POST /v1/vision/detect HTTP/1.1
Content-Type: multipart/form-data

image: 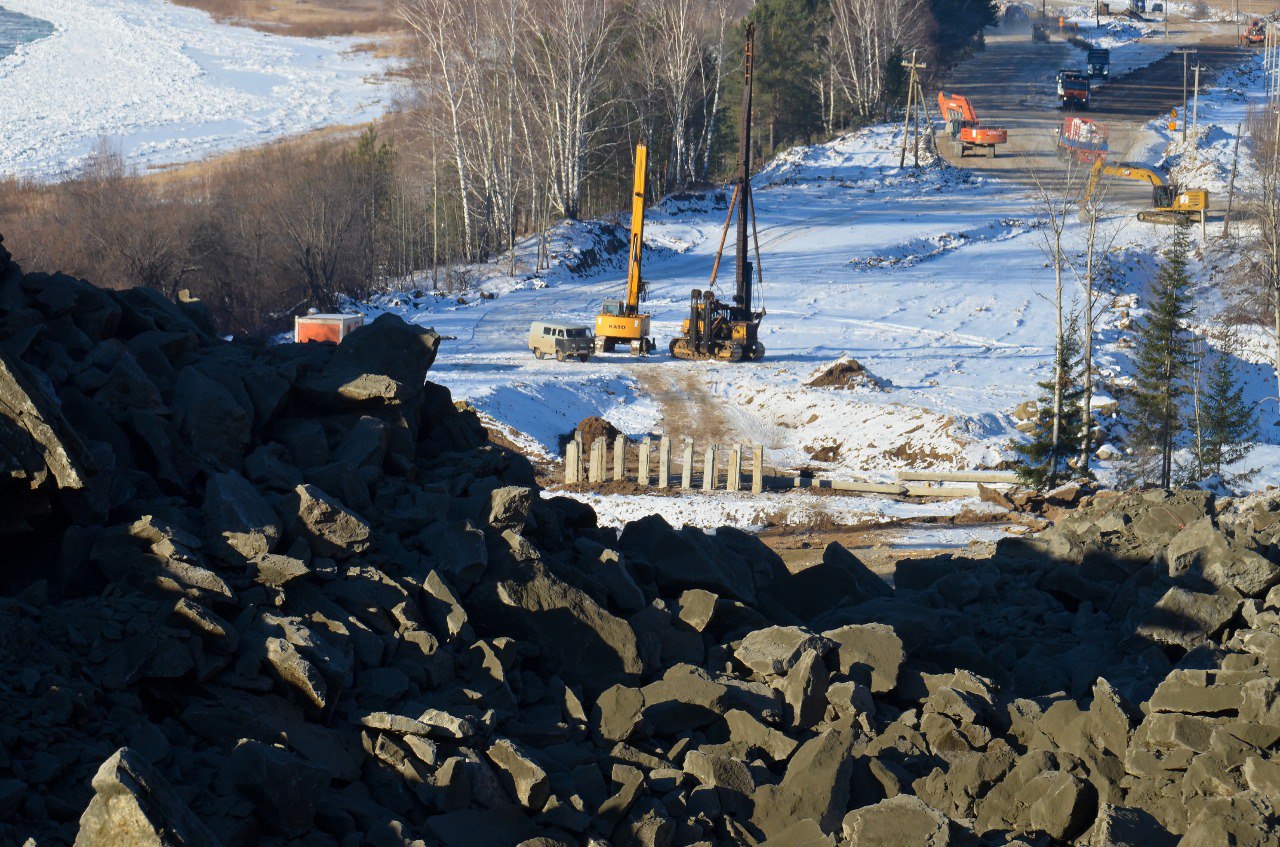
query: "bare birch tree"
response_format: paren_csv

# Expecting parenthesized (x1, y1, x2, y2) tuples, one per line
(1024, 153, 1089, 480)
(827, 0, 931, 119)
(522, 0, 620, 218)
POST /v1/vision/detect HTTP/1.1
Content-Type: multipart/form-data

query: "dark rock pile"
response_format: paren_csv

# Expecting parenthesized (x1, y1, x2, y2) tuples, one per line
(4, 234, 1280, 847)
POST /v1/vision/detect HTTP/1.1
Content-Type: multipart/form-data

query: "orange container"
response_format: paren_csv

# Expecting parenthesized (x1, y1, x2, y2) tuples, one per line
(294, 313, 365, 344)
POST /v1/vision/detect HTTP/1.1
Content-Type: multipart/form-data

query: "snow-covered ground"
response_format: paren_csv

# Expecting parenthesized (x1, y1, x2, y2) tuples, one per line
(561, 487, 1008, 533)
(0, 0, 393, 179)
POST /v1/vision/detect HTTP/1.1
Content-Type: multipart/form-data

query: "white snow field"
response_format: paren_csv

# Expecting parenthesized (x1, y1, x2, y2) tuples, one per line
(360, 47, 1280, 513)
(0, 0, 392, 180)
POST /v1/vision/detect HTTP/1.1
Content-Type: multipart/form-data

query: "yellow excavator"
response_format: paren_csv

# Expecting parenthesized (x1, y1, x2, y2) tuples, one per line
(1084, 159, 1209, 224)
(595, 143, 655, 355)
(669, 23, 766, 362)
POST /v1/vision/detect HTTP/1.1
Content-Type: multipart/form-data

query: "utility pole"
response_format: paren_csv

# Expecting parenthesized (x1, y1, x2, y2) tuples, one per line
(898, 51, 928, 168)
(1192, 63, 1204, 139)
(1173, 49, 1197, 142)
(1223, 122, 1241, 238)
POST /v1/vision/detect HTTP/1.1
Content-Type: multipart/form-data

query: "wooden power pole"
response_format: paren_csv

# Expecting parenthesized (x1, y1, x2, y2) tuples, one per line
(898, 51, 929, 168)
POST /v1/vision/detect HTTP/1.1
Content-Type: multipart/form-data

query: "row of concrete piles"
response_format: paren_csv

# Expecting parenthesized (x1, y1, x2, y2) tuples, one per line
(565, 434, 765, 493)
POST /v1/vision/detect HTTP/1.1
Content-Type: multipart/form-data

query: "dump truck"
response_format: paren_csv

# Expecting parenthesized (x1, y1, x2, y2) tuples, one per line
(938, 92, 1008, 158)
(1087, 48, 1110, 78)
(594, 143, 655, 355)
(1057, 69, 1090, 110)
(670, 23, 765, 362)
(1084, 159, 1209, 224)
(1056, 117, 1110, 163)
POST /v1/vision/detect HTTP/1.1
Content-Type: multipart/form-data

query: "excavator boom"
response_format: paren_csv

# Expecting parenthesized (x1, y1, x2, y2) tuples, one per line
(624, 144, 647, 311)
(1084, 157, 1207, 224)
(593, 143, 653, 354)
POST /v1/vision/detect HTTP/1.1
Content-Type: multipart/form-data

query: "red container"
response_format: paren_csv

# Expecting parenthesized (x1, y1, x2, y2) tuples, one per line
(294, 313, 364, 344)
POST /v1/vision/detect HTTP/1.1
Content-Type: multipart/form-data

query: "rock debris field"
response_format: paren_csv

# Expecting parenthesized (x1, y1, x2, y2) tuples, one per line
(4, 233, 1280, 847)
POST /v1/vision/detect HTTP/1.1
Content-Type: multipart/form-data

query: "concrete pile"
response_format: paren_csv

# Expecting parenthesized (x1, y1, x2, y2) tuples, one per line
(3, 234, 1280, 846)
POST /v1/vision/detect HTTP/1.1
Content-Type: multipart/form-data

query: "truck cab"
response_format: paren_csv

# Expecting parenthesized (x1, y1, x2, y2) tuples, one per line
(529, 321, 594, 362)
(1086, 49, 1110, 78)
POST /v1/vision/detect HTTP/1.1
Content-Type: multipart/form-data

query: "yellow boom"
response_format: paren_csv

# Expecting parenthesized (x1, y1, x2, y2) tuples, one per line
(1085, 158, 1208, 224)
(595, 144, 654, 354)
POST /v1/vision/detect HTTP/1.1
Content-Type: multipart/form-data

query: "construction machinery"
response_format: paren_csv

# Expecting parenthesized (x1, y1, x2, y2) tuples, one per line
(669, 23, 765, 363)
(1056, 116, 1110, 163)
(595, 143, 655, 355)
(1086, 48, 1111, 78)
(1084, 159, 1209, 224)
(1057, 69, 1091, 110)
(938, 92, 1008, 158)
(1242, 18, 1266, 47)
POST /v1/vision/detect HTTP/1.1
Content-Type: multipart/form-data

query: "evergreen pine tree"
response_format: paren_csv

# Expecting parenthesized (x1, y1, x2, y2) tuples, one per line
(1128, 224, 1195, 489)
(1199, 328, 1257, 481)
(742, 0, 825, 153)
(1014, 311, 1086, 489)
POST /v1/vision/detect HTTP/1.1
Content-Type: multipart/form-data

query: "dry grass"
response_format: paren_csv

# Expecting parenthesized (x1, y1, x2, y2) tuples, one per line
(169, 0, 405, 39)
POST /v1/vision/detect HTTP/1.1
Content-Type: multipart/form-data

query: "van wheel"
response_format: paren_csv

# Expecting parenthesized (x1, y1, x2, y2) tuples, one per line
(579, 354, 590, 363)
(534, 350, 545, 359)
(556, 351, 566, 362)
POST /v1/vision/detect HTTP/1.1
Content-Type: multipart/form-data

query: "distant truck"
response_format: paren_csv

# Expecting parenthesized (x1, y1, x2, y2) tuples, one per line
(1057, 117, 1110, 163)
(1057, 69, 1091, 110)
(528, 321, 594, 362)
(1087, 48, 1111, 78)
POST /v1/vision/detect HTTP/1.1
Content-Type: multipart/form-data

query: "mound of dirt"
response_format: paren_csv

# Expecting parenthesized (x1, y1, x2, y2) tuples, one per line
(806, 356, 885, 390)
(573, 415, 626, 448)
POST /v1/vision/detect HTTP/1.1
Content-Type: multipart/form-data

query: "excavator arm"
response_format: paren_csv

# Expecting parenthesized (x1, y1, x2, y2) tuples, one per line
(1084, 159, 1165, 205)
(937, 92, 978, 123)
(624, 144, 647, 314)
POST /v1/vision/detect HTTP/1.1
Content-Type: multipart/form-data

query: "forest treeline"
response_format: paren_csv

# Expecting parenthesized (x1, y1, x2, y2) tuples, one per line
(0, 0, 996, 334)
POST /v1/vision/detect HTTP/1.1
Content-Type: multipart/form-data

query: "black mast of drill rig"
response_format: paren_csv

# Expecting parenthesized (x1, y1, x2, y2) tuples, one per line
(734, 22, 754, 318)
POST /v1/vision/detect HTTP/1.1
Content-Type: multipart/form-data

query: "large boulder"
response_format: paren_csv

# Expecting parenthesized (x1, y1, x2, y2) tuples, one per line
(843, 795, 950, 847)
(218, 739, 330, 837)
(203, 470, 280, 560)
(74, 748, 219, 847)
(298, 313, 440, 408)
(284, 483, 371, 559)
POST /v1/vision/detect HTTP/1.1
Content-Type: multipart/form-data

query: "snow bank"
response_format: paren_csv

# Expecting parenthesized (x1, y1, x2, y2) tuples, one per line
(0, 0, 393, 179)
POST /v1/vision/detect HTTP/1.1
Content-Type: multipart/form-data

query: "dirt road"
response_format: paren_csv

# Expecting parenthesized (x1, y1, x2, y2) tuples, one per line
(939, 18, 1249, 209)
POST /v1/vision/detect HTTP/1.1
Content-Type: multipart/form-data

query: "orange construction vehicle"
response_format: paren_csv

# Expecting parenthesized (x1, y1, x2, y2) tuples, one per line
(1242, 18, 1266, 47)
(937, 92, 1008, 158)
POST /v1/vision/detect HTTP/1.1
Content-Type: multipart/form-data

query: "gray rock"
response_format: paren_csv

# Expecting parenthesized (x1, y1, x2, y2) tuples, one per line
(752, 729, 855, 838)
(421, 521, 488, 592)
(843, 794, 950, 847)
(489, 486, 532, 531)
(594, 684, 646, 743)
(780, 647, 829, 729)
(1168, 517, 1280, 596)
(73, 747, 219, 847)
(823, 623, 903, 693)
(1082, 804, 1177, 847)
(682, 750, 755, 818)
(487, 738, 550, 811)
(614, 798, 675, 847)
(172, 365, 250, 470)
(723, 709, 798, 763)
(220, 739, 330, 837)
(1149, 670, 1255, 715)
(285, 483, 371, 559)
(492, 561, 646, 685)
(203, 471, 280, 560)
(734, 626, 835, 679)
(762, 543, 890, 622)
(1137, 586, 1242, 650)
(250, 553, 310, 588)
(760, 819, 836, 847)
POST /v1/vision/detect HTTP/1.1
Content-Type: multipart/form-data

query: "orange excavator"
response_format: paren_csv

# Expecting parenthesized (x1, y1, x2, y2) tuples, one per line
(937, 92, 1008, 158)
(1242, 18, 1266, 47)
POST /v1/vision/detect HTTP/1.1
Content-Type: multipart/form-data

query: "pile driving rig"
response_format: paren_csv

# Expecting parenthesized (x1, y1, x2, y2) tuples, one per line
(670, 23, 766, 362)
(595, 143, 655, 355)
